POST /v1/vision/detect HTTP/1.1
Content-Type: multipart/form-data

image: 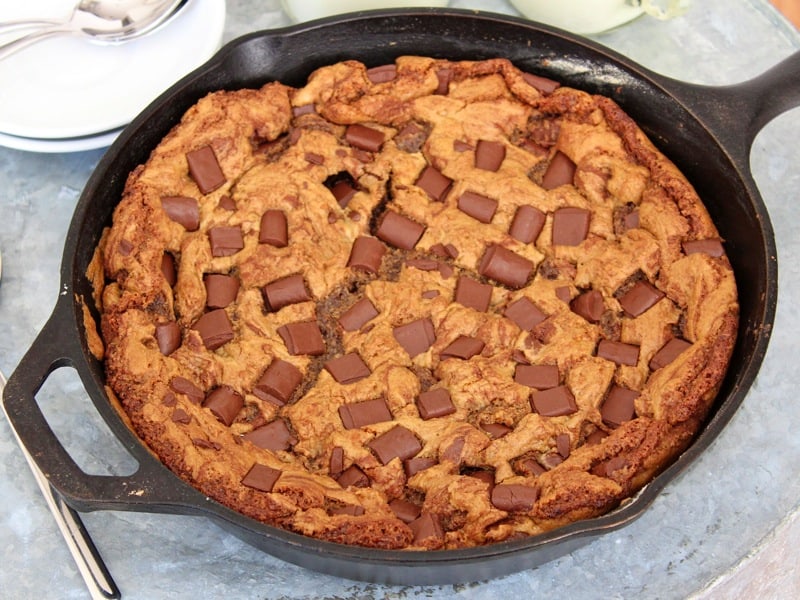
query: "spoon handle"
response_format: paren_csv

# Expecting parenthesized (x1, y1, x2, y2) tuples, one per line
(0, 26, 73, 61)
(0, 19, 62, 34)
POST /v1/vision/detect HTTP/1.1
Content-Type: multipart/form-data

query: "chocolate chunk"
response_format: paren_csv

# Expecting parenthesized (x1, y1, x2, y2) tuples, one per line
(393, 317, 436, 358)
(162, 391, 177, 407)
(331, 180, 357, 208)
(552, 207, 591, 246)
(203, 385, 244, 426)
(441, 436, 465, 464)
(597, 340, 640, 366)
(337, 465, 370, 488)
(161, 196, 199, 231)
(570, 290, 605, 323)
(481, 423, 512, 439)
(395, 121, 429, 153)
(406, 258, 440, 272)
(422, 290, 440, 300)
(170, 376, 204, 404)
(161, 252, 177, 286)
(155, 322, 181, 356)
(330, 503, 365, 517)
(475, 140, 506, 172)
(514, 364, 559, 390)
(219, 195, 235, 211)
(243, 419, 296, 452)
(305, 152, 325, 165)
(530, 385, 578, 417)
(457, 191, 498, 223)
(516, 457, 546, 477)
(118, 239, 133, 255)
(556, 286, 572, 303)
(509, 205, 546, 244)
(683, 238, 725, 257)
(404, 456, 437, 477)
(601, 385, 639, 427)
(454, 276, 493, 312)
(345, 124, 385, 152)
(259, 209, 288, 247)
(624, 210, 640, 231)
(339, 397, 392, 429)
(650, 337, 693, 370)
(186, 145, 226, 194)
(540, 452, 563, 470)
(324, 353, 371, 384)
(192, 309, 234, 350)
(347, 236, 386, 274)
(435, 67, 453, 95)
(478, 244, 534, 289)
(440, 335, 485, 360)
(593, 456, 628, 478)
(292, 103, 315, 117)
(416, 388, 456, 420)
(556, 433, 571, 458)
(468, 470, 496, 488)
(376, 211, 425, 250)
(585, 428, 608, 445)
(263, 274, 311, 311)
(541, 151, 576, 190)
(409, 512, 444, 545)
(619, 280, 664, 318)
(491, 483, 539, 512)
(453, 140, 473, 152)
(504, 297, 547, 331)
(171, 408, 191, 424)
(194, 437, 221, 451)
(415, 165, 453, 201)
(277, 320, 325, 356)
(389, 498, 422, 524)
(204, 273, 240, 309)
(208, 226, 244, 257)
(329, 446, 345, 476)
(241, 463, 281, 493)
(339, 297, 379, 332)
(366, 63, 397, 83)
(368, 425, 422, 465)
(522, 72, 560, 94)
(430, 242, 459, 259)
(254, 359, 303, 406)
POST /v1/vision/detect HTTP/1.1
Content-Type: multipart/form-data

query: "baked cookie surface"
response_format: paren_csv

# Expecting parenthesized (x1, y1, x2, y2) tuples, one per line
(94, 56, 738, 549)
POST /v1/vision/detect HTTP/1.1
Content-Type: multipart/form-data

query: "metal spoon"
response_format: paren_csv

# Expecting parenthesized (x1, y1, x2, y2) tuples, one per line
(0, 0, 186, 61)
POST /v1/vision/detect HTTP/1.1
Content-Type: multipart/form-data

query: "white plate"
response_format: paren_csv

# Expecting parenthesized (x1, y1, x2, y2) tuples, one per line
(0, 0, 226, 141)
(0, 127, 122, 153)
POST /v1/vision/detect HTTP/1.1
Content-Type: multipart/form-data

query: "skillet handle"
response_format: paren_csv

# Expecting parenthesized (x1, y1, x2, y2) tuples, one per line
(2, 294, 200, 513)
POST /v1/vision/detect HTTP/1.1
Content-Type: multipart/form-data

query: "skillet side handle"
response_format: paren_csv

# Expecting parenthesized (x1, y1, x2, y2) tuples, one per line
(2, 296, 198, 513)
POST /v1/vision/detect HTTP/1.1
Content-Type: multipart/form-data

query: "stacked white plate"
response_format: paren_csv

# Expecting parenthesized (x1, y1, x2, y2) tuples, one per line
(0, 0, 226, 152)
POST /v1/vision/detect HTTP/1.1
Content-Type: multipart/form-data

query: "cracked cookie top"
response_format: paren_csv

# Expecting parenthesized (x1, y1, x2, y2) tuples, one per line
(92, 56, 738, 550)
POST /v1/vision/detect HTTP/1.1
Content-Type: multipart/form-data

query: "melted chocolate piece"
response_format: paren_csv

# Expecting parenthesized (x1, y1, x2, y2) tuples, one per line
(339, 397, 392, 429)
(366, 64, 397, 83)
(243, 419, 296, 451)
(263, 274, 311, 311)
(530, 385, 578, 417)
(504, 297, 547, 331)
(570, 290, 605, 323)
(171, 408, 191, 424)
(324, 352, 371, 384)
(601, 385, 639, 427)
(552, 207, 591, 246)
(337, 465, 370, 488)
(277, 320, 325, 356)
(404, 456, 437, 477)
(457, 191, 498, 223)
(509, 205, 546, 244)
(522, 72, 560, 94)
(376, 211, 425, 250)
(339, 297, 380, 331)
(389, 498, 422, 524)
(192, 309, 234, 350)
(161, 196, 200, 231)
(435, 67, 453, 95)
(259, 209, 288, 247)
(409, 512, 444, 544)
(440, 335, 485, 360)
(203, 385, 244, 426)
(368, 425, 422, 465)
(474, 140, 506, 172)
(186, 145, 226, 194)
(241, 463, 281, 493)
(346, 124, 385, 152)
(514, 364, 559, 390)
(219, 195, 236, 210)
(170, 376, 204, 404)
(208, 226, 244, 257)
(161, 252, 177, 286)
(619, 280, 664, 318)
(254, 359, 303, 406)
(331, 180, 357, 208)
(204, 273, 240, 309)
(541, 151, 576, 190)
(480, 423, 512, 439)
(329, 446, 345, 476)
(393, 317, 437, 358)
(556, 433, 571, 458)
(347, 236, 386, 274)
(683, 238, 725, 257)
(650, 338, 693, 370)
(454, 276, 493, 312)
(491, 483, 539, 512)
(155, 322, 181, 356)
(292, 104, 315, 117)
(478, 244, 534, 289)
(597, 340, 640, 366)
(415, 165, 453, 201)
(416, 388, 456, 420)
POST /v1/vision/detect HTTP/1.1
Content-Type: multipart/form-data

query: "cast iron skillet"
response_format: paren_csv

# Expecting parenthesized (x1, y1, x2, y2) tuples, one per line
(3, 9, 794, 585)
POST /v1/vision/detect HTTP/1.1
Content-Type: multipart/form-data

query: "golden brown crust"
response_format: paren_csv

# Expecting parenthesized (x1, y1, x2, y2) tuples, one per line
(92, 56, 738, 549)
